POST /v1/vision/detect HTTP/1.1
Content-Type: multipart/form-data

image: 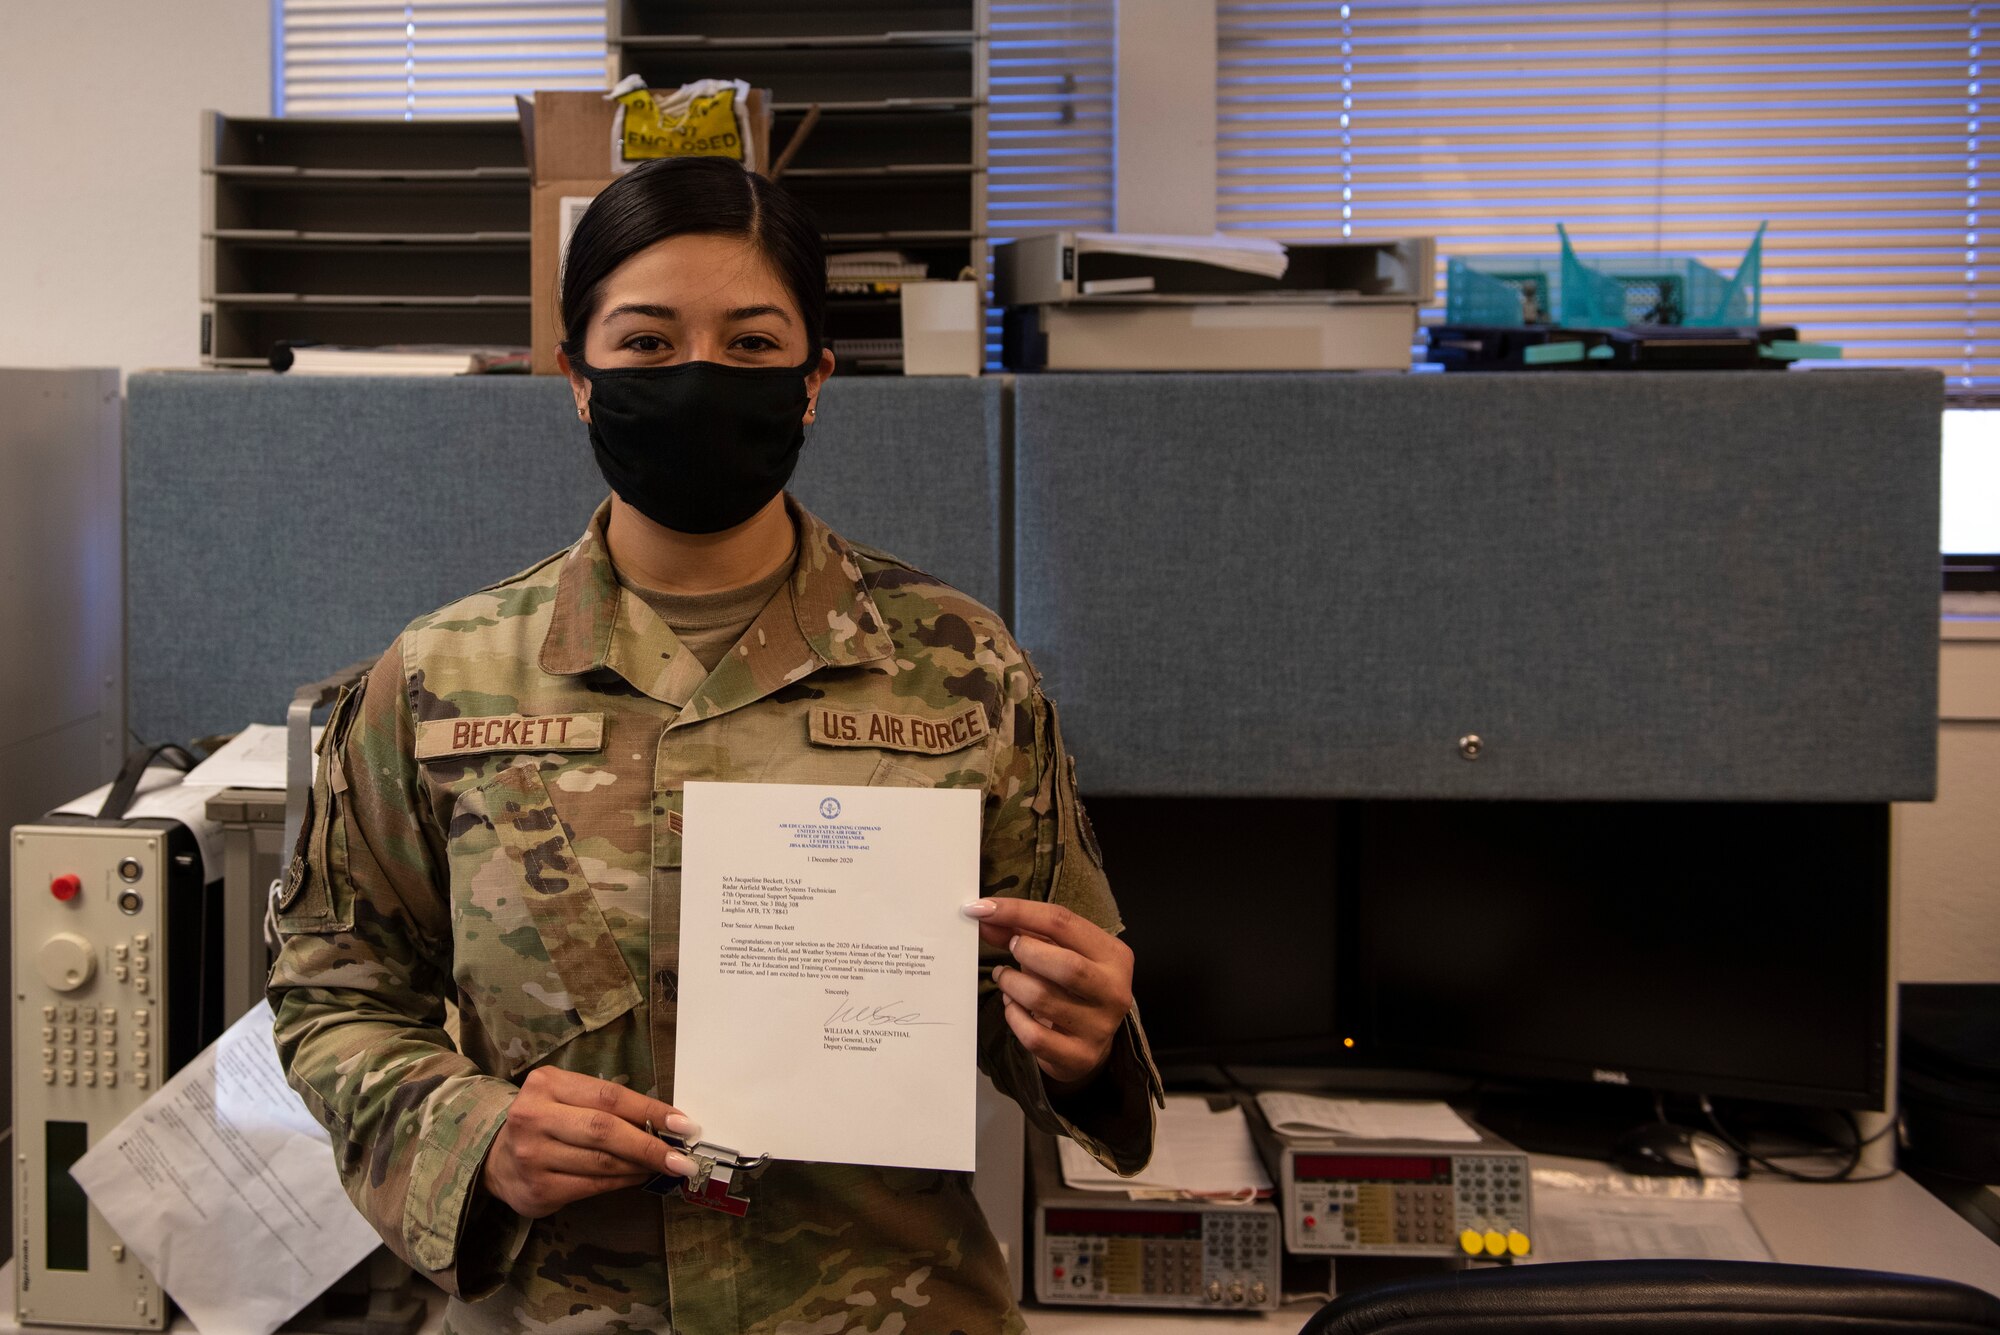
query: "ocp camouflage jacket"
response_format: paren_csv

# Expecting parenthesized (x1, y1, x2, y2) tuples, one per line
(268, 495, 1163, 1335)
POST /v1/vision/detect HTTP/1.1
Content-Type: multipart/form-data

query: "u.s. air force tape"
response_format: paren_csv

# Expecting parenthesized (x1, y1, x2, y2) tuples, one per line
(807, 704, 990, 755)
(414, 712, 605, 760)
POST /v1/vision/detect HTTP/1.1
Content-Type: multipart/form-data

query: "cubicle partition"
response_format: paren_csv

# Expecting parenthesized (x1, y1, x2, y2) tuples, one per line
(126, 369, 1938, 802)
(1012, 370, 1942, 802)
(124, 373, 1004, 744)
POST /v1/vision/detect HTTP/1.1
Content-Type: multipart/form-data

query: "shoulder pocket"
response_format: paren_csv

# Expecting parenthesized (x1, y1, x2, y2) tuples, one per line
(276, 683, 362, 935)
(459, 762, 643, 1075)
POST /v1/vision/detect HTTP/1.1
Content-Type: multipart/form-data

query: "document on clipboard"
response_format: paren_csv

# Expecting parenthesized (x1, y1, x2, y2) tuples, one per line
(672, 781, 982, 1172)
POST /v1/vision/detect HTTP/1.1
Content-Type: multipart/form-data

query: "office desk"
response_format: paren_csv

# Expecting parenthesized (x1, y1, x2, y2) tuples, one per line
(3, 1161, 1994, 1334)
(1024, 1159, 2000, 1333)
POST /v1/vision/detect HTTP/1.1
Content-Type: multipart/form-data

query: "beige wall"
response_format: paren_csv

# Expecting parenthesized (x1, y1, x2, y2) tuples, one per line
(0, 2, 270, 376)
(1896, 624, 2000, 983)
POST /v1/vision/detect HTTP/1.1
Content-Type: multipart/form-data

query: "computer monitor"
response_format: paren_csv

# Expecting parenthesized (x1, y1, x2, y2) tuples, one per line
(1088, 797, 1344, 1066)
(1337, 799, 1890, 1110)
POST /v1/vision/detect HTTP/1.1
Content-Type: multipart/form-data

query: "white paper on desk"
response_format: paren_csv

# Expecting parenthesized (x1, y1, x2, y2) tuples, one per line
(54, 766, 227, 877)
(70, 1000, 379, 1335)
(1525, 1191, 1773, 1264)
(674, 781, 982, 1170)
(1059, 1096, 1272, 1196)
(182, 723, 323, 790)
(1256, 1091, 1481, 1143)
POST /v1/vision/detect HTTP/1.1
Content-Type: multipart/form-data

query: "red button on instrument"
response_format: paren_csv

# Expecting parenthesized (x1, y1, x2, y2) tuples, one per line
(50, 874, 81, 902)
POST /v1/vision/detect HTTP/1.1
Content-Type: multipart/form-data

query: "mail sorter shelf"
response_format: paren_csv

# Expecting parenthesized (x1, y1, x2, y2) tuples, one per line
(786, 172, 980, 236)
(205, 239, 530, 301)
(608, 3, 987, 373)
(202, 111, 534, 366)
(208, 178, 530, 236)
(202, 300, 533, 368)
(612, 0, 975, 44)
(210, 230, 531, 244)
(617, 43, 977, 105)
(769, 106, 975, 170)
(205, 114, 528, 173)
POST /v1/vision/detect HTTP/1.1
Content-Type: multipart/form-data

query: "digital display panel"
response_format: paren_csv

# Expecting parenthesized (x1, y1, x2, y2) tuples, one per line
(1045, 1209, 1203, 1238)
(1295, 1154, 1451, 1183)
(46, 1121, 90, 1272)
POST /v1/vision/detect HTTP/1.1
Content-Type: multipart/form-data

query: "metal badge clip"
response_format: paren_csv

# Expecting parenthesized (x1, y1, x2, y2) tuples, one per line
(642, 1126, 770, 1218)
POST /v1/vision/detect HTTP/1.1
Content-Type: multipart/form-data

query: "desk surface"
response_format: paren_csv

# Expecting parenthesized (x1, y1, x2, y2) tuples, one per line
(2, 1162, 1994, 1334)
(1024, 1159, 2000, 1333)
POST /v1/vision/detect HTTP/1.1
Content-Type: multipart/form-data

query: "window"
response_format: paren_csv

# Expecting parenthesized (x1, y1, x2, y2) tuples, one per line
(987, 0, 1118, 241)
(986, 1, 1118, 359)
(276, 0, 607, 118)
(1218, 1, 1994, 396)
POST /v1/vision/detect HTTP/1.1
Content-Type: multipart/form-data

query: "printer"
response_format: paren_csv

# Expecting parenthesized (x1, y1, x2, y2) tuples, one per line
(994, 231, 1435, 371)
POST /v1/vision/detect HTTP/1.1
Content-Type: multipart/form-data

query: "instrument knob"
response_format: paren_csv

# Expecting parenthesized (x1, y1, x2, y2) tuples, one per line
(37, 934, 96, 992)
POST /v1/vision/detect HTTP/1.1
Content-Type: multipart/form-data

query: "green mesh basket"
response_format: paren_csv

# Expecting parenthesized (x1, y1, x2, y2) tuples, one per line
(1557, 222, 1765, 327)
(1446, 223, 1767, 328)
(1445, 256, 1562, 325)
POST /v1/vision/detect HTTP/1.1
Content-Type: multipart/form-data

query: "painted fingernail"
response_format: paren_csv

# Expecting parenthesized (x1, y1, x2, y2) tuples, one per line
(962, 899, 998, 918)
(1036, 1014, 1056, 1030)
(665, 1114, 699, 1138)
(664, 1151, 697, 1177)
(1008, 934, 1022, 954)
(991, 964, 1007, 980)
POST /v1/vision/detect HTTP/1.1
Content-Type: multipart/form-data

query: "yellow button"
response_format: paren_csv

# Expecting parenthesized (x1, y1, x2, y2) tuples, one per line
(1484, 1230, 1507, 1257)
(1459, 1229, 1484, 1256)
(1508, 1231, 1531, 1257)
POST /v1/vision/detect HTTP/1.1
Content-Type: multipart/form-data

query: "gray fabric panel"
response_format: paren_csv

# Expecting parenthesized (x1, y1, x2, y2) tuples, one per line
(1014, 370, 1941, 801)
(127, 374, 1000, 744)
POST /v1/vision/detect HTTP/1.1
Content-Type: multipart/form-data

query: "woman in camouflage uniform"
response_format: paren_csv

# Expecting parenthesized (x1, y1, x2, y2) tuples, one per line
(269, 157, 1162, 1334)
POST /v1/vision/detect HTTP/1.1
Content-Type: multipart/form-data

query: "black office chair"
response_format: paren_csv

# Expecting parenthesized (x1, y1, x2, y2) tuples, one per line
(1300, 1260, 2000, 1334)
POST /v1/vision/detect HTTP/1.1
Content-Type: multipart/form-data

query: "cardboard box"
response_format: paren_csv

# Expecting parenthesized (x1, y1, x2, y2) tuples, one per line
(519, 89, 772, 375)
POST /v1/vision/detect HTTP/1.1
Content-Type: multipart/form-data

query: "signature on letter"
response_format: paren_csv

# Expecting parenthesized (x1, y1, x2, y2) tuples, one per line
(824, 997, 947, 1028)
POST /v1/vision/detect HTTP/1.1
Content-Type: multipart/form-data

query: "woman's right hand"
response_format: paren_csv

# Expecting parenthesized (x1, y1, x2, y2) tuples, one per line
(480, 1066, 701, 1219)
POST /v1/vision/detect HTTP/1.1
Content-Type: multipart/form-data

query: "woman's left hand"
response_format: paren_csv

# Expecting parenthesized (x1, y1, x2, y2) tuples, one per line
(963, 898, 1134, 1091)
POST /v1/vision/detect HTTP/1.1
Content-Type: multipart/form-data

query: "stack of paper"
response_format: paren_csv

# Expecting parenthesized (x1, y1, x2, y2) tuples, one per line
(828, 250, 929, 280)
(71, 1002, 381, 1335)
(1059, 1096, 1273, 1198)
(275, 344, 529, 375)
(1256, 1091, 1481, 1143)
(1526, 1168, 1773, 1264)
(182, 723, 322, 791)
(1072, 231, 1290, 280)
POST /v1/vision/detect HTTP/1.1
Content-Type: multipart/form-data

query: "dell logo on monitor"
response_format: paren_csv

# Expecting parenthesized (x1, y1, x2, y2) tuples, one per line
(1592, 1068, 1632, 1086)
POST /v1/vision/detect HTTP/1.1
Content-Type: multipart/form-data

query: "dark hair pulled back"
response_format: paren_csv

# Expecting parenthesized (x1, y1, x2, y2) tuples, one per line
(557, 156, 826, 362)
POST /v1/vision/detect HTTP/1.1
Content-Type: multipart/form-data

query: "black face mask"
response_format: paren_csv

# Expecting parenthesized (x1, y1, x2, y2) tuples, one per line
(575, 351, 816, 535)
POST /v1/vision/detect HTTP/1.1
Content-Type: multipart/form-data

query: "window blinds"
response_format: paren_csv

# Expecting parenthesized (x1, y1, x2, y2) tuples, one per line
(1219, 1, 1993, 395)
(278, 0, 607, 118)
(988, 1, 1118, 241)
(986, 1, 1117, 359)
